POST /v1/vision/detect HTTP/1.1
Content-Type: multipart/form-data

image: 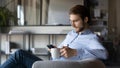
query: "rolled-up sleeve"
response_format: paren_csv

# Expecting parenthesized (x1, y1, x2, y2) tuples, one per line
(77, 38, 108, 60)
(76, 48, 108, 60)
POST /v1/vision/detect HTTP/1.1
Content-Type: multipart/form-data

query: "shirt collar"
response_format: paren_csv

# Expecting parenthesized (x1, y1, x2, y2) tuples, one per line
(73, 29, 92, 35)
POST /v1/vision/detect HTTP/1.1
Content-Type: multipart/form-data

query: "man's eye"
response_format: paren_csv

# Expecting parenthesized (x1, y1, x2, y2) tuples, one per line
(74, 20, 78, 22)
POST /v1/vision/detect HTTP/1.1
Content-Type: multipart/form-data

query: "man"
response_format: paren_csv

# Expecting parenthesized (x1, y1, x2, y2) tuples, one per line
(0, 5, 108, 68)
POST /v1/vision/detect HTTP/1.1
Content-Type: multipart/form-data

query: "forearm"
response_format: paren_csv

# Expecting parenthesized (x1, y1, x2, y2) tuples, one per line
(76, 48, 108, 60)
(88, 49, 108, 60)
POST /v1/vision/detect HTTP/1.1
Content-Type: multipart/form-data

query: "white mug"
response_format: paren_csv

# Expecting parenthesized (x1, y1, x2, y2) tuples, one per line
(51, 48, 60, 59)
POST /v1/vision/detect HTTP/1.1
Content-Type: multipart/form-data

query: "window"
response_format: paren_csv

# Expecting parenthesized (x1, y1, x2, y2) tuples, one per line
(17, 0, 42, 26)
(17, 0, 84, 26)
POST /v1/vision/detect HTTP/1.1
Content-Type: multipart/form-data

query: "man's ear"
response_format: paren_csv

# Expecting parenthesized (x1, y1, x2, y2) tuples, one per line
(84, 17, 88, 23)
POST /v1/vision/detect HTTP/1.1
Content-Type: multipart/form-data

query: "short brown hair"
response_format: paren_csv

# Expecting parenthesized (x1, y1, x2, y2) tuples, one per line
(69, 5, 90, 25)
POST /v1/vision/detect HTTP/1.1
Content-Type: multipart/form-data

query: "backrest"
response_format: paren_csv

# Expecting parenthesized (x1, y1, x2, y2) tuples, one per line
(32, 59, 105, 68)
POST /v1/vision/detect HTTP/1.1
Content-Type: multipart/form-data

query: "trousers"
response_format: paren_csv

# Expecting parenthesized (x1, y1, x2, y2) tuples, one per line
(0, 49, 42, 68)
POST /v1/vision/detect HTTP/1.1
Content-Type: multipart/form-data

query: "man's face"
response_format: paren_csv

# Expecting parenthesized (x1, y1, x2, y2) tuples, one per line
(70, 14, 87, 32)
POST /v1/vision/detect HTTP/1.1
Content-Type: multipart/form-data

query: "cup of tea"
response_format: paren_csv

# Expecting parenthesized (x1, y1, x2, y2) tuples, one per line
(50, 48, 60, 59)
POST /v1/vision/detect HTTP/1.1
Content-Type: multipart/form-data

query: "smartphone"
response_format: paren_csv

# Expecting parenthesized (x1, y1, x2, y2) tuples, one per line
(47, 45, 55, 49)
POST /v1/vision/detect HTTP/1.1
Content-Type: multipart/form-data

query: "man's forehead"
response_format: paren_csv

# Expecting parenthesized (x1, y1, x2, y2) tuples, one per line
(69, 15, 81, 20)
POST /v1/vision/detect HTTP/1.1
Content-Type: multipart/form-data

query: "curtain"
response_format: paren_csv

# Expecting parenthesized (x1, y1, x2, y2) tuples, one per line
(20, 0, 42, 26)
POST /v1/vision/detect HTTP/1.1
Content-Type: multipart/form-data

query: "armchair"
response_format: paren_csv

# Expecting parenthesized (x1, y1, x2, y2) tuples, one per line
(32, 58, 105, 68)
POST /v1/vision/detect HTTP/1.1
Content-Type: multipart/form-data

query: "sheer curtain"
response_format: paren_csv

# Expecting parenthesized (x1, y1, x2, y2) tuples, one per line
(18, 0, 42, 26)
(24, 0, 41, 25)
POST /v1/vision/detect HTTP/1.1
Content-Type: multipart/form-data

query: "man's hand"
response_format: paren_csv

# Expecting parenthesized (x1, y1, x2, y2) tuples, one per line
(60, 46, 77, 58)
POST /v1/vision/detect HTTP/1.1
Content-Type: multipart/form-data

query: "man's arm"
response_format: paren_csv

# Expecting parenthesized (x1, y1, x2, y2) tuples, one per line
(85, 49, 108, 60)
(60, 46, 108, 60)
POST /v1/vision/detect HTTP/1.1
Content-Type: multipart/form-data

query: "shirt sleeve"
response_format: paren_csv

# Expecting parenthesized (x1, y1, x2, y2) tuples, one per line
(77, 35, 108, 60)
(76, 48, 108, 60)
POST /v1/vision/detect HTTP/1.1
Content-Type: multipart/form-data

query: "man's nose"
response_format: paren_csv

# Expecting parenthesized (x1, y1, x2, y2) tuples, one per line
(71, 22, 75, 27)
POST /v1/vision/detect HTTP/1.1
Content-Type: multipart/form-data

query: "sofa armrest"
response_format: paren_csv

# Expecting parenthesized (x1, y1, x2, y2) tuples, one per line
(32, 58, 105, 68)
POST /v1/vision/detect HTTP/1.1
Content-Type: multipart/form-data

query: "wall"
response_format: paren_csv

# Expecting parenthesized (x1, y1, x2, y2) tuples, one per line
(116, 0, 120, 35)
(108, 0, 117, 40)
(108, 0, 120, 39)
(108, 0, 120, 61)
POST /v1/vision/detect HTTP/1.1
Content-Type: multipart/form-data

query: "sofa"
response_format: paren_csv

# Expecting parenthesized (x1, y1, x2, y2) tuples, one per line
(32, 58, 105, 68)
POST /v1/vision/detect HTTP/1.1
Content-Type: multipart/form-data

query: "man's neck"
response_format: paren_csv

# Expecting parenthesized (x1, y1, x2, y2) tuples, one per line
(77, 26, 89, 34)
(78, 28, 87, 34)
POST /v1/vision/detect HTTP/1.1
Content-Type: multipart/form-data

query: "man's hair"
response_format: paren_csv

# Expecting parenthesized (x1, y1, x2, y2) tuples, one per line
(69, 5, 91, 25)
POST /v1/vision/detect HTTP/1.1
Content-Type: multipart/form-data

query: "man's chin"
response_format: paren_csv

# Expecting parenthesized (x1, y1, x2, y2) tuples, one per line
(75, 28, 84, 33)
